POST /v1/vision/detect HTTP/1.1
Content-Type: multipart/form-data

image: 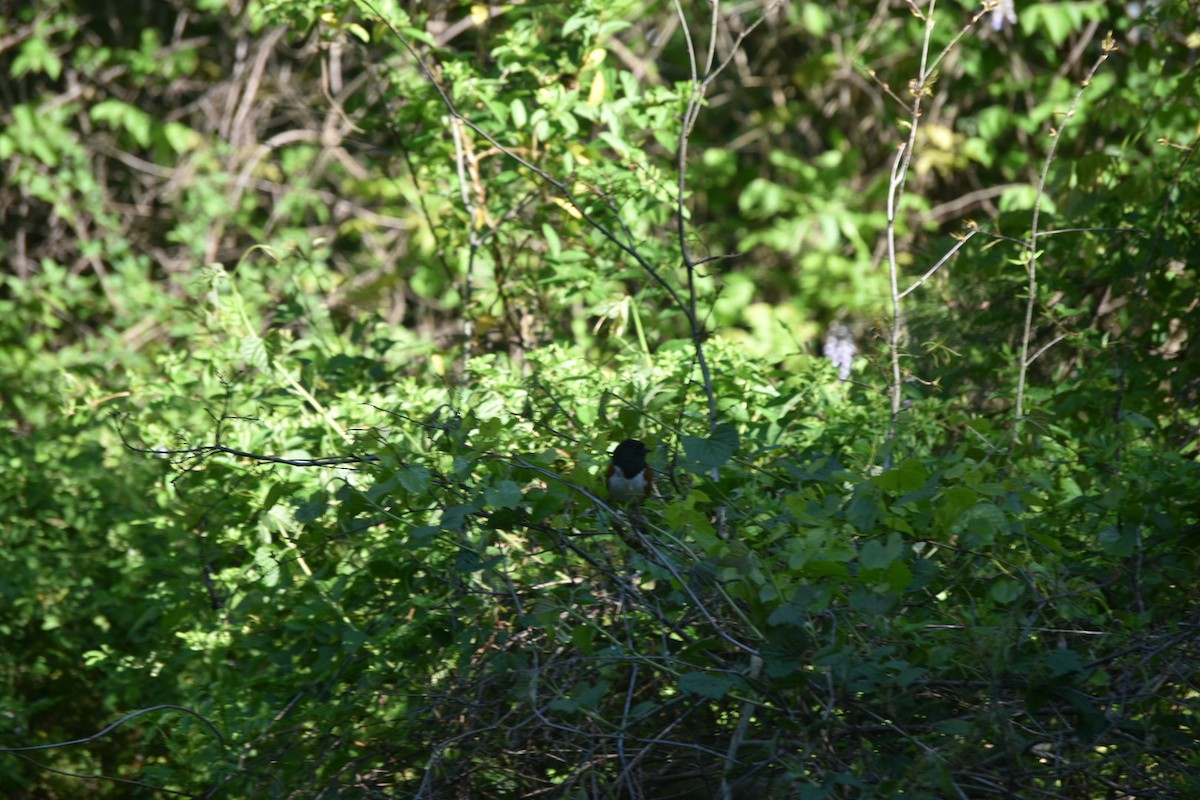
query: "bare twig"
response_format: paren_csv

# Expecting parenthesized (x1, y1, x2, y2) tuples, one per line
(884, 0, 939, 465)
(0, 704, 226, 799)
(450, 114, 482, 364)
(0, 704, 225, 752)
(123, 436, 378, 468)
(673, 0, 781, 433)
(884, 2, 990, 466)
(896, 227, 980, 300)
(1012, 33, 1117, 448)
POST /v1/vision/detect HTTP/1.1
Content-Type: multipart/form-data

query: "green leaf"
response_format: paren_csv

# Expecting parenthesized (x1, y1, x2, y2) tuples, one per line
(484, 479, 522, 509)
(89, 98, 153, 147)
(681, 423, 739, 472)
(455, 548, 487, 572)
(956, 502, 1008, 544)
(294, 491, 328, 523)
(678, 671, 736, 699)
(873, 459, 927, 492)
(1098, 525, 1136, 557)
(542, 222, 561, 257)
(562, 11, 590, 37)
(240, 333, 270, 371)
(999, 184, 1056, 214)
(860, 533, 903, 570)
(163, 121, 199, 153)
(800, 3, 829, 37)
(767, 602, 808, 627)
(1045, 649, 1085, 678)
(881, 558, 913, 591)
(989, 579, 1023, 604)
(571, 625, 595, 655)
(440, 503, 475, 531)
(12, 36, 63, 79)
(936, 485, 978, 528)
(846, 485, 880, 532)
(395, 465, 432, 493)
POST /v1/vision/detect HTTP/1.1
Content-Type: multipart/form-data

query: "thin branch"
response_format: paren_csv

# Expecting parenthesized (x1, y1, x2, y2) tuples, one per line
(0, 704, 225, 753)
(1012, 33, 1116, 447)
(450, 114, 482, 364)
(897, 227, 979, 299)
(1024, 333, 1069, 367)
(884, 2, 988, 466)
(671, 1, 781, 434)
(4, 753, 199, 798)
(124, 438, 378, 469)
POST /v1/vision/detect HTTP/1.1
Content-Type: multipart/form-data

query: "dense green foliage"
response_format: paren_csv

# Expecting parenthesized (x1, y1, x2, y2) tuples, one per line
(2, 0, 1198, 798)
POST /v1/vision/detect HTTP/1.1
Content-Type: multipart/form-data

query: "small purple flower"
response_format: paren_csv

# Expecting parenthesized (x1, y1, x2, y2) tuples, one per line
(991, 0, 1017, 31)
(824, 323, 857, 381)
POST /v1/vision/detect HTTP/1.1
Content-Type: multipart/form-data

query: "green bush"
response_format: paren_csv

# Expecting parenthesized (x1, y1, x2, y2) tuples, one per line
(1, 1, 1197, 798)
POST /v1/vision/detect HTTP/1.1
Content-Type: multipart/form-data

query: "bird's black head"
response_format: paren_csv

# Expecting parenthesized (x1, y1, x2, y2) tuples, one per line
(611, 439, 649, 478)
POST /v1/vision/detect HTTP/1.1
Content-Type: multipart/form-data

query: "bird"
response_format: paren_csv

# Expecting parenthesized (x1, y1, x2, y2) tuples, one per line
(606, 438, 653, 503)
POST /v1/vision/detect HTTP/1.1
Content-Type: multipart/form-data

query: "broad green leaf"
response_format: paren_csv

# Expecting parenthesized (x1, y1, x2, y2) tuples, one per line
(681, 423, 739, 472)
(989, 579, 1023, 604)
(484, 479, 522, 509)
(860, 533, 903, 570)
(678, 671, 736, 699)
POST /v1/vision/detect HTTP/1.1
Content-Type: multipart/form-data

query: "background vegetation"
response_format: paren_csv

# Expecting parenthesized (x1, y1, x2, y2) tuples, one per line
(2, 0, 1198, 797)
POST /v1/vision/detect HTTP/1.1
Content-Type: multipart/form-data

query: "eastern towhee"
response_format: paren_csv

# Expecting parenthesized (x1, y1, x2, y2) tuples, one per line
(606, 438, 653, 503)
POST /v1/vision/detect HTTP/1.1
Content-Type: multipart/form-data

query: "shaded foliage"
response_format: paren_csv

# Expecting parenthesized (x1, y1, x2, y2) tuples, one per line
(1, 1, 1198, 799)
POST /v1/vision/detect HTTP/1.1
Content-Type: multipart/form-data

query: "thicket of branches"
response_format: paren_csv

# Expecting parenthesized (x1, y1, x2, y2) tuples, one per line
(2, 1, 1198, 798)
